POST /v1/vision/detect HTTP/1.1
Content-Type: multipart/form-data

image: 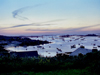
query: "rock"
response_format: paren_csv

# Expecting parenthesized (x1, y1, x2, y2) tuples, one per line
(71, 45, 76, 48)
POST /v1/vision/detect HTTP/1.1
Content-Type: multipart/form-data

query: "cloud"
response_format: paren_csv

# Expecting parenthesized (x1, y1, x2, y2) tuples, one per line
(0, 18, 66, 30)
(12, 4, 45, 20)
(42, 19, 67, 23)
(0, 23, 56, 30)
(0, 23, 33, 30)
(1, 24, 100, 31)
(12, 6, 30, 20)
(10, 24, 33, 28)
(26, 29, 49, 31)
(64, 24, 100, 31)
(12, 2, 67, 22)
(26, 29, 59, 31)
(10, 23, 54, 28)
(25, 24, 100, 32)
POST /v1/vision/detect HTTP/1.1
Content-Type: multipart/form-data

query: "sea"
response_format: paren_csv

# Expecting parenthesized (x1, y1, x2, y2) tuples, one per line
(6, 35, 100, 57)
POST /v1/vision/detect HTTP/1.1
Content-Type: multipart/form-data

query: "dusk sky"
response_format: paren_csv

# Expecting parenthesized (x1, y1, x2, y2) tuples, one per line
(0, 0, 100, 36)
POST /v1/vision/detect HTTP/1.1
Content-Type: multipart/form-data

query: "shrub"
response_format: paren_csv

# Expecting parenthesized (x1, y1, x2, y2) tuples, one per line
(92, 49, 98, 52)
(80, 45, 85, 48)
(78, 53, 84, 58)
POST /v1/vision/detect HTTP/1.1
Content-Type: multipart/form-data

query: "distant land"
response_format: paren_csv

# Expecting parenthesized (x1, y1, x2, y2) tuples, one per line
(0, 34, 100, 39)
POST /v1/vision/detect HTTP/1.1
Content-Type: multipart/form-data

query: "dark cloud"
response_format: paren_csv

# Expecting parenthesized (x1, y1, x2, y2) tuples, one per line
(0, 23, 55, 30)
(12, 4, 45, 20)
(10, 24, 33, 28)
(12, 6, 29, 20)
(0, 23, 33, 30)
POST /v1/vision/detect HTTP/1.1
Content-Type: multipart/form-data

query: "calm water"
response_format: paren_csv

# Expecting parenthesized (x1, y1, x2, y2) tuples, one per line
(6, 35, 100, 57)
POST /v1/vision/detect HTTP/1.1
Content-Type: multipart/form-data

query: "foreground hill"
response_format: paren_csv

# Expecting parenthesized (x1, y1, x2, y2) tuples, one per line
(0, 50, 100, 74)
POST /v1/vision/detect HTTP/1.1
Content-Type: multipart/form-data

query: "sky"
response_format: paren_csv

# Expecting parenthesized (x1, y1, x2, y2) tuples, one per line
(0, 0, 100, 36)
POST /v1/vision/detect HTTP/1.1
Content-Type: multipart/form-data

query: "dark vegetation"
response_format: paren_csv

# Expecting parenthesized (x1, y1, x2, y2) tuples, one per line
(85, 34, 98, 36)
(0, 49, 100, 74)
(60, 34, 100, 38)
(0, 35, 50, 46)
(19, 39, 49, 46)
(0, 45, 9, 57)
(60, 35, 70, 37)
